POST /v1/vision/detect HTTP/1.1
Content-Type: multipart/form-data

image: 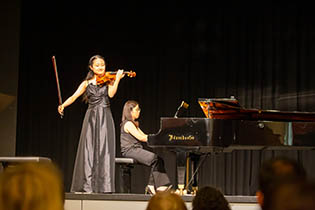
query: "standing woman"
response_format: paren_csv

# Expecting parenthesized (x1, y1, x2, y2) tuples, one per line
(120, 100, 172, 194)
(58, 55, 124, 193)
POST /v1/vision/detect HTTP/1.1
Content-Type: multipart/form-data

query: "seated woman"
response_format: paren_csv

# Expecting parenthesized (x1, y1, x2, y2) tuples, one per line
(120, 100, 171, 194)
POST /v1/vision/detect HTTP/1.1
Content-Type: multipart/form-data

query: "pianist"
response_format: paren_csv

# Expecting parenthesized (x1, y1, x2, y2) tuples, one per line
(120, 100, 171, 194)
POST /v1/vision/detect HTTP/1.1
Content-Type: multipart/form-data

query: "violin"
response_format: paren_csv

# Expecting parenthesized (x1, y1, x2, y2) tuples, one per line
(96, 70, 136, 85)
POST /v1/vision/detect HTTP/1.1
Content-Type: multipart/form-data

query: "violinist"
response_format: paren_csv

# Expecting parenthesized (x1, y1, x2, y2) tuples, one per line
(57, 55, 124, 193)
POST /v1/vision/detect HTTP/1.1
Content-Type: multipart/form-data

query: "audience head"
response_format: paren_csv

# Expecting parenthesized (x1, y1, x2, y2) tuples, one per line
(146, 191, 187, 210)
(192, 186, 231, 210)
(0, 161, 65, 210)
(257, 156, 307, 210)
(269, 180, 315, 210)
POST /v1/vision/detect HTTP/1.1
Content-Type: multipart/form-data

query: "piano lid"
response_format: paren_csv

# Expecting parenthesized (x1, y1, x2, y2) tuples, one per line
(198, 98, 315, 122)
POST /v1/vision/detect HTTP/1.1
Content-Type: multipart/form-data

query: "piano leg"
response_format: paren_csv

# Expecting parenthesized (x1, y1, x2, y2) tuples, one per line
(176, 151, 186, 195)
(188, 153, 200, 194)
(176, 151, 201, 195)
(168, 150, 212, 195)
(184, 152, 211, 194)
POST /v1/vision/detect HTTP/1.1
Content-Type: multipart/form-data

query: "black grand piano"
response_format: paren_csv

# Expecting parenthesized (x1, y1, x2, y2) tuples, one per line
(147, 98, 315, 193)
(148, 98, 315, 152)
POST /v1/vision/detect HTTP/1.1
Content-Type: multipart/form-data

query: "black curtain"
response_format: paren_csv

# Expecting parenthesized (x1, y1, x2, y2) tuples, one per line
(198, 149, 315, 195)
(16, 3, 315, 194)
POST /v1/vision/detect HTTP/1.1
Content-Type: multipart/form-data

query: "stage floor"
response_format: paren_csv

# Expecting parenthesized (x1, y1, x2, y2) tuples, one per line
(65, 193, 261, 210)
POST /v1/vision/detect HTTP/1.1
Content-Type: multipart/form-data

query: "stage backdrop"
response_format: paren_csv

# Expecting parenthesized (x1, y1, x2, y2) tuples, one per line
(0, 0, 20, 157)
(16, 3, 315, 194)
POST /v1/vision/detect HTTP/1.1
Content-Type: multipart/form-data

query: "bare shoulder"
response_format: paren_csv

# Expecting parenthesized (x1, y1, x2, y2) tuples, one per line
(80, 80, 90, 88)
(75, 80, 89, 94)
(124, 121, 136, 132)
(124, 121, 135, 128)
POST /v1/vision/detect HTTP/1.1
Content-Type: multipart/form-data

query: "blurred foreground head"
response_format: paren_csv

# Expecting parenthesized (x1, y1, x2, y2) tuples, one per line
(270, 180, 315, 210)
(257, 156, 307, 210)
(258, 156, 306, 195)
(192, 186, 231, 210)
(0, 162, 65, 210)
(146, 191, 187, 210)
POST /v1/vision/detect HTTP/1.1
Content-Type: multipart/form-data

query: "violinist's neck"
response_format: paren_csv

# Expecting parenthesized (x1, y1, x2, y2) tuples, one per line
(95, 73, 105, 77)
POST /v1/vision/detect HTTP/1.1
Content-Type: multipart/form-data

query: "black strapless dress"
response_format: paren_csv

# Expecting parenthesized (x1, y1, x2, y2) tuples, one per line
(71, 83, 115, 193)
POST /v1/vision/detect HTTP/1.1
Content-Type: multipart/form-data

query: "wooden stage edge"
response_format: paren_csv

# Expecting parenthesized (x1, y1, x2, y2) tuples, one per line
(65, 193, 261, 210)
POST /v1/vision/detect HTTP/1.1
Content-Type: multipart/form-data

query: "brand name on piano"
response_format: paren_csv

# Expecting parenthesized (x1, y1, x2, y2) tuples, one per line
(168, 134, 195, 141)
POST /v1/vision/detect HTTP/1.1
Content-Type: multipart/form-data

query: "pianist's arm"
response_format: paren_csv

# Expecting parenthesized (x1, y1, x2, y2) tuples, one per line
(124, 121, 148, 142)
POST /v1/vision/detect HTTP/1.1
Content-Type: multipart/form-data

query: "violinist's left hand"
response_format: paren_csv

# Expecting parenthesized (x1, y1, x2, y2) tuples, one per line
(116, 69, 125, 80)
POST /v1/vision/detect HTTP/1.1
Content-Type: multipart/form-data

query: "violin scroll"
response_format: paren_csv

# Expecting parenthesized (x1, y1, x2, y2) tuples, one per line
(125, 70, 136, 78)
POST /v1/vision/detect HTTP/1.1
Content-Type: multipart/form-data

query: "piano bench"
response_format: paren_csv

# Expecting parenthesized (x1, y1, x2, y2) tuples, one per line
(115, 157, 137, 193)
(0, 156, 51, 173)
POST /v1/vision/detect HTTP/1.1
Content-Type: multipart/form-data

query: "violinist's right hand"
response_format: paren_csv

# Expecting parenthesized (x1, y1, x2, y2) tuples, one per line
(116, 69, 125, 80)
(58, 104, 64, 116)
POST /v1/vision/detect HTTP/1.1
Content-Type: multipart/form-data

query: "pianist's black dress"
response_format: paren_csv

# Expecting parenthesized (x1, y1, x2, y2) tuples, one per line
(120, 120, 171, 189)
(71, 83, 115, 193)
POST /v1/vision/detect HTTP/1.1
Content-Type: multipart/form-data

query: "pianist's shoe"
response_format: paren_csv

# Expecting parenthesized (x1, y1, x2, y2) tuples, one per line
(74, 191, 92, 194)
(156, 185, 173, 192)
(145, 185, 156, 195)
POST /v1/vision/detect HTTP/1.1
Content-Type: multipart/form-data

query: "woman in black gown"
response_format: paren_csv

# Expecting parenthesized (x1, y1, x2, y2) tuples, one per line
(58, 55, 124, 193)
(120, 100, 172, 194)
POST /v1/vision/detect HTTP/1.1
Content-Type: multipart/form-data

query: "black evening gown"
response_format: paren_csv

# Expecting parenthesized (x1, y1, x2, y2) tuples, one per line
(71, 83, 115, 193)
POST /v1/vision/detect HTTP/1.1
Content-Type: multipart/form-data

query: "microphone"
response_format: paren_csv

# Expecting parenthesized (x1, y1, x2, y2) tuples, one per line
(174, 101, 189, 118)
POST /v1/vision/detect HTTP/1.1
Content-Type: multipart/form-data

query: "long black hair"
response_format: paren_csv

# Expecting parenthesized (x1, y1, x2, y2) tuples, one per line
(82, 55, 106, 103)
(121, 100, 139, 127)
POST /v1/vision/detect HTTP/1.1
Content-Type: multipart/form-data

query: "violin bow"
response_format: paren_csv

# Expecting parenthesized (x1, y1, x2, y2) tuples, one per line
(52, 55, 63, 118)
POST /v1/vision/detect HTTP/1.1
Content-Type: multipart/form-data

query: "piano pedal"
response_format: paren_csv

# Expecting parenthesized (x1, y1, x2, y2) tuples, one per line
(176, 184, 189, 196)
(175, 189, 188, 196)
(191, 186, 198, 195)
